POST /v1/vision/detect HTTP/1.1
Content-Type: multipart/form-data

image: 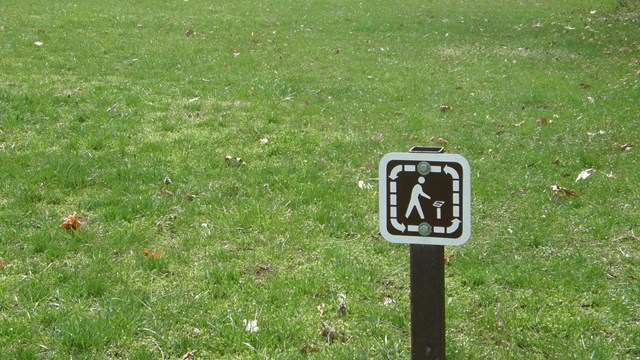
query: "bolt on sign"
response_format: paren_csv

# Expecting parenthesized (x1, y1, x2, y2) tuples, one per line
(379, 152, 471, 246)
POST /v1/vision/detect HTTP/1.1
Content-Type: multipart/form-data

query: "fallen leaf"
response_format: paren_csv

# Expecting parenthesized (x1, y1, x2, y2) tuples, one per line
(300, 344, 320, 355)
(430, 136, 448, 145)
(382, 297, 395, 306)
(159, 188, 174, 197)
(181, 349, 198, 360)
(536, 118, 548, 126)
(185, 28, 194, 37)
(224, 155, 246, 165)
(184, 97, 199, 106)
(370, 133, 384, 142)
(321, 322, 347, 344)
(61, 213, 82, 231)
(440, 105, 452, 112)
(0, 259, 5, 269)
(337, 294, 347, 316)
(357, 180, 373, 190)
(184, 194, 197, 201)
(443, 250, 456, 266)
(144, 248, 164, 259)
(620, 143, 632, 151)
(255, 264, 272, 278)
(316, 303, 326, 316)
(250, 37, 260, 45)
(579, 83, 590, 90)
(550, 185, 579, 201)
(575, 168, 596, 182)
(193, 328, 202, 337)
(163, 176, 172, 185)
(243, 319, 259, 333)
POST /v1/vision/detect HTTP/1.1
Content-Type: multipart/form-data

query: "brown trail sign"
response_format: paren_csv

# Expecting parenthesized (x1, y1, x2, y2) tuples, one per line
(379, 148, 471, 360)
(379, 151, 471, 246)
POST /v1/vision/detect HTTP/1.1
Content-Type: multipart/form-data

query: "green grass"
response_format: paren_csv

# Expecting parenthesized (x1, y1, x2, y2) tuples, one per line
(1, 0, 639, 358)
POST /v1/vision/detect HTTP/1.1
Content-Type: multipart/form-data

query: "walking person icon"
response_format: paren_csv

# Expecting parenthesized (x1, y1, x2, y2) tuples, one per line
(405, 177, 431, 219)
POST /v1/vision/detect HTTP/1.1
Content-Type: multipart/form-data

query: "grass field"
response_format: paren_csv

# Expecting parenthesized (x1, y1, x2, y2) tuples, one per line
(1, 0, 639, 358)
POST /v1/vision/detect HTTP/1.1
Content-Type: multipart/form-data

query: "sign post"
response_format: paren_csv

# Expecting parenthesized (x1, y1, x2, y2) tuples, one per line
(410, 244, 444, 359)
(379, 147, 471, 360)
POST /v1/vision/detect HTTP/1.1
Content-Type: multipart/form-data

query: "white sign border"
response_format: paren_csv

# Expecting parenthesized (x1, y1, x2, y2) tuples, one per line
(379, 152, 471, 246)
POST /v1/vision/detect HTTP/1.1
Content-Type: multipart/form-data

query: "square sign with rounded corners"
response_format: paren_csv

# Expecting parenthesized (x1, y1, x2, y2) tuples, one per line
(379, 152, 471, 246)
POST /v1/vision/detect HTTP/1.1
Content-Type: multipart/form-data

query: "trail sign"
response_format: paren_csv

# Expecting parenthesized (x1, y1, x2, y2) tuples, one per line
(379, 151, 471, 246)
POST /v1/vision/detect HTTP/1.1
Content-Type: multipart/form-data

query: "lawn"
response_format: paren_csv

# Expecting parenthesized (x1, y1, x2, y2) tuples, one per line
(1, 0, 639, 359)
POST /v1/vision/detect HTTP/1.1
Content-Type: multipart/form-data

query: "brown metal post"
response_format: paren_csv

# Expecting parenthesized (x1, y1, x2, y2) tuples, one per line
(410, 244, 445, 360)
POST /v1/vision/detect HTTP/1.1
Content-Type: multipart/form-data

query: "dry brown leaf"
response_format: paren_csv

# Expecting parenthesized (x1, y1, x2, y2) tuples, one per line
(550, 185, 579, 201)
(443, 250, 456, 266)
(370, 133, 384, 142)
(440, 105, 452, 112)
(321, 322, 347, 344)
(0, 258, 5, 269)
(300, 344, 320, 355)
(159, 188, 174, 197)
(255, 264, 272, 278)
(430, 136, 448, 145)
(184, 194, 197, 201)
(575, 168, 596, 182)
(224, 155, 246, 165)
(185, 28, 194, 37)
(337, 294, 347, 316)
(620, 143, 632, 151)
(338, 301, 347, 316)
(181, 349, 198, 360)
(61, 213, 82, 231)
(536, 118, 548, 126)
(143, 248, 164, 259)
